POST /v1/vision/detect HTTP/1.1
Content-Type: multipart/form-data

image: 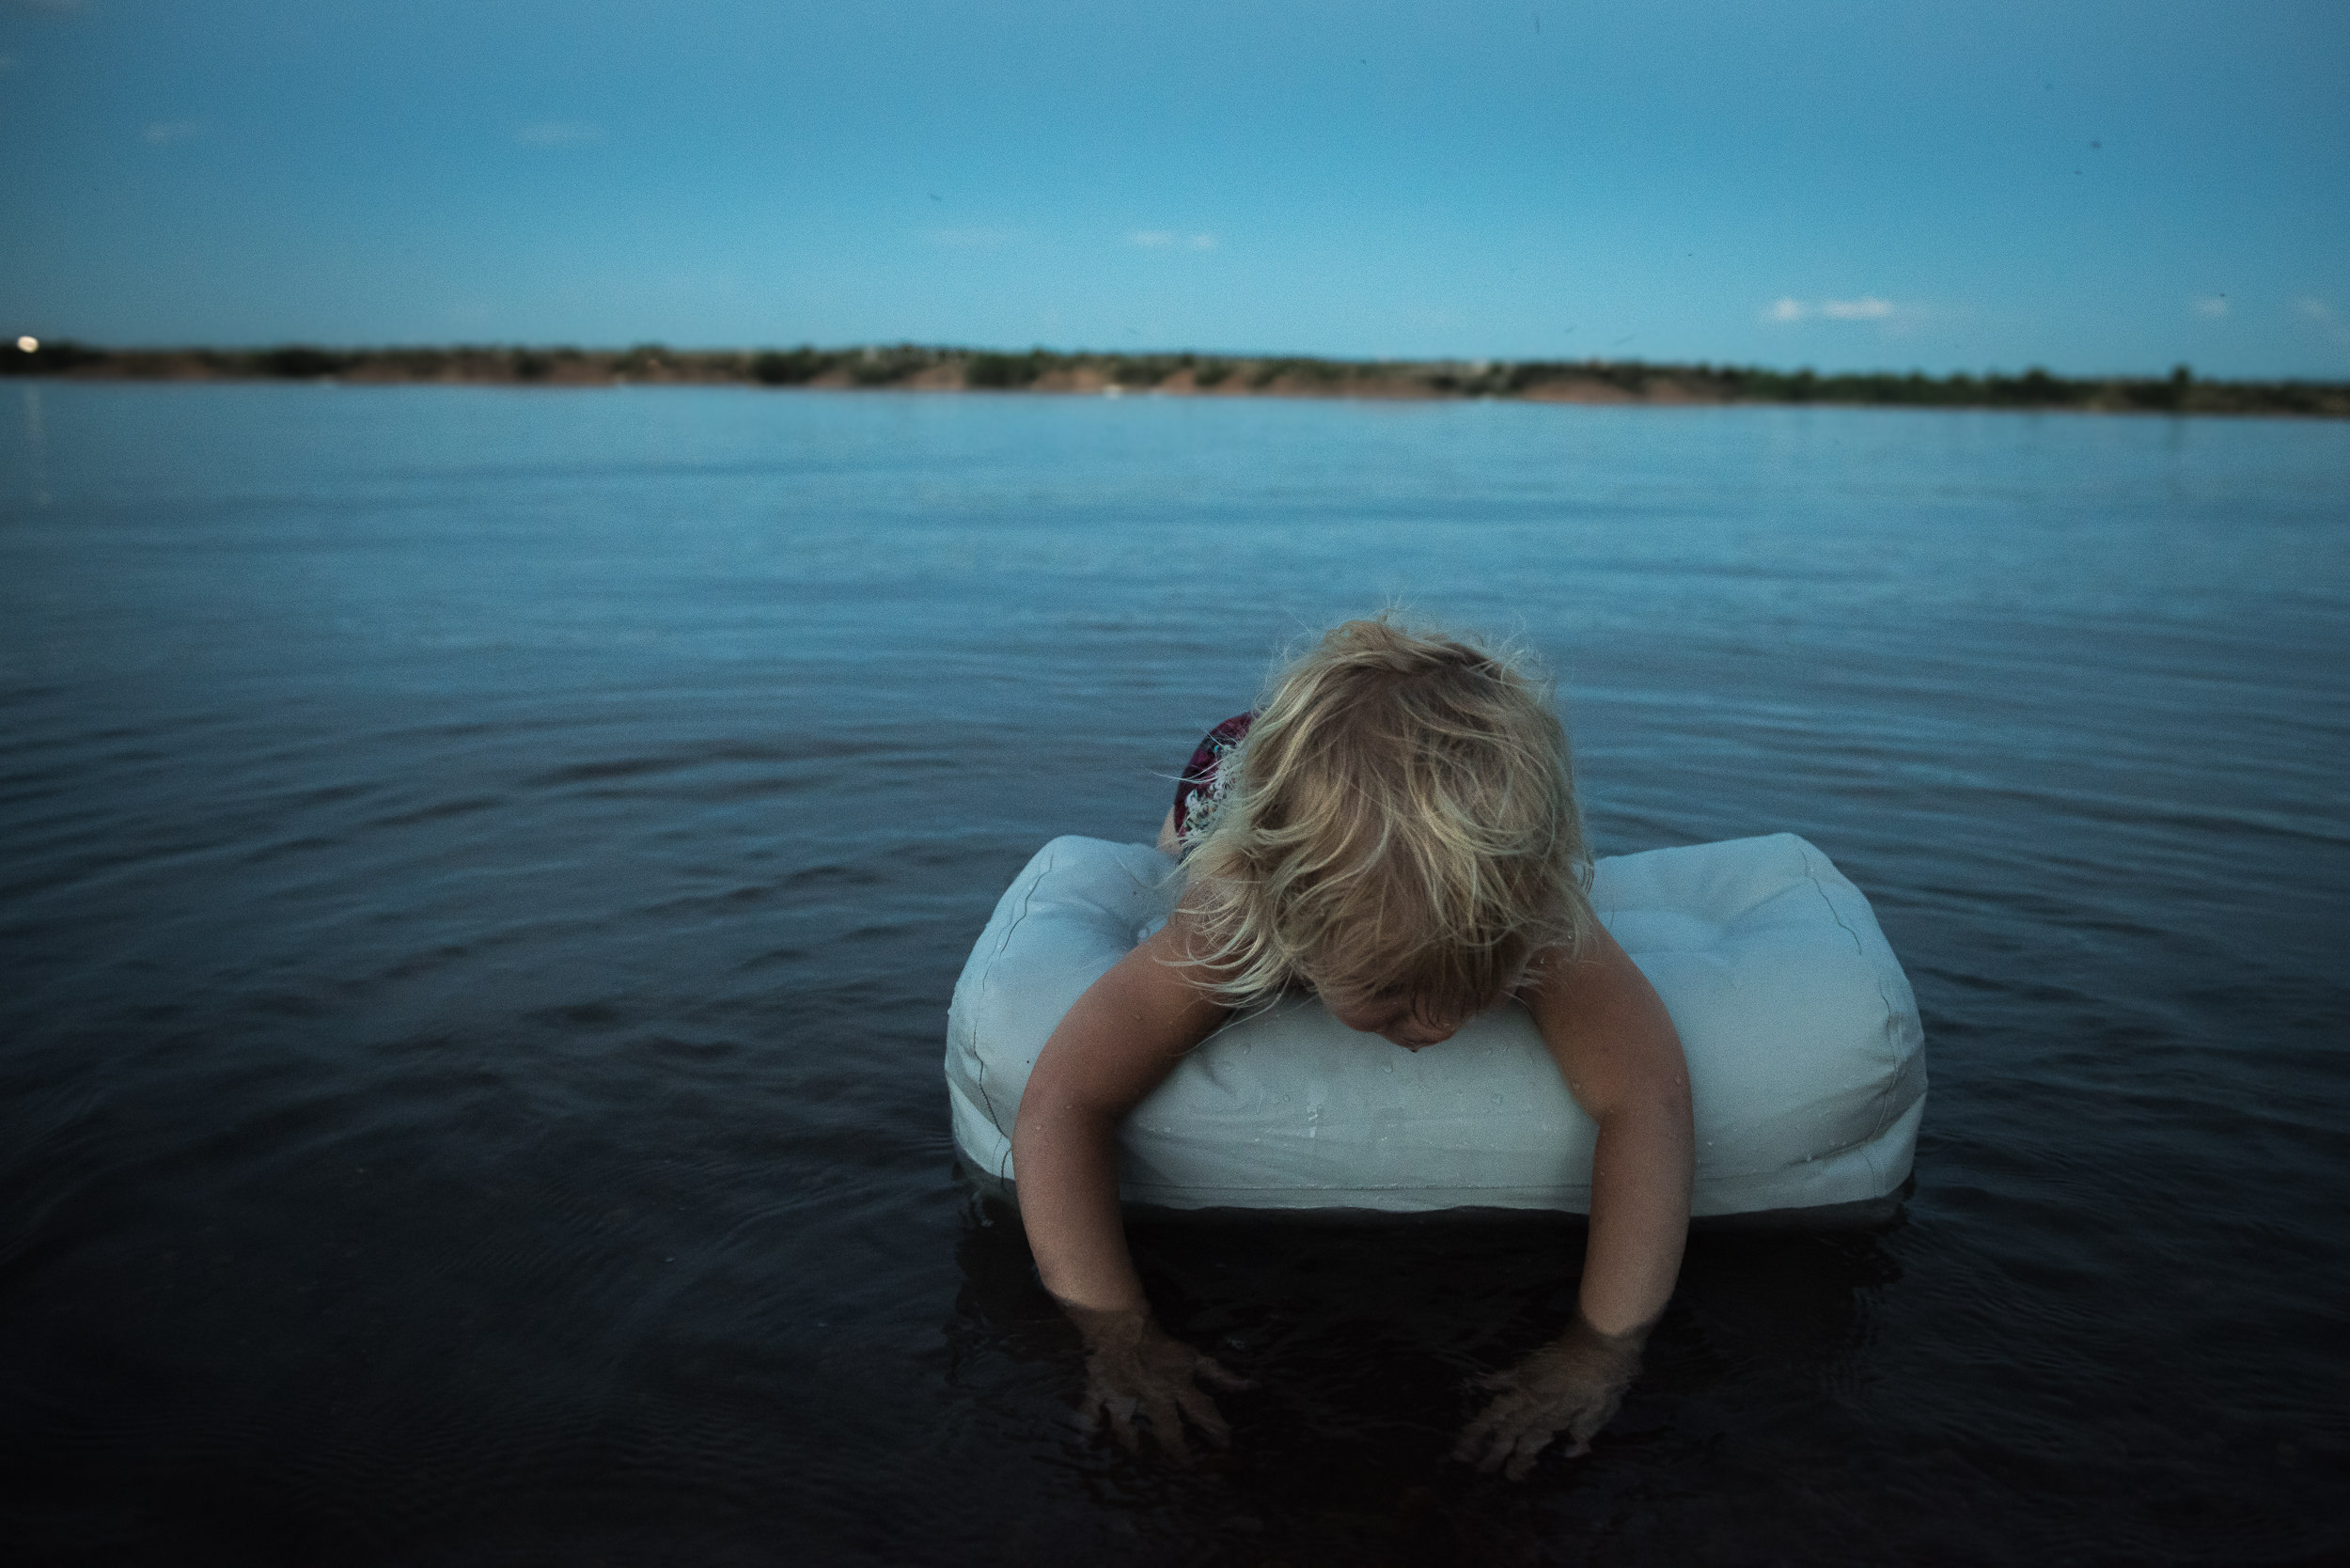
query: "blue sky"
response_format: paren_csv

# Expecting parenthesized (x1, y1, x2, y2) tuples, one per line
(2, 0, 2345, 376)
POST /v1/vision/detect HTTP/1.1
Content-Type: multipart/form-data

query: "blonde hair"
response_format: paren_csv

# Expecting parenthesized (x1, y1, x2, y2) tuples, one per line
(1180, 616, 1594, 1018)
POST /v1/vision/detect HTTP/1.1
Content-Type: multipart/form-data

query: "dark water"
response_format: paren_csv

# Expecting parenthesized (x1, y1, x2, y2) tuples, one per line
(3, 383, 2345, 1566)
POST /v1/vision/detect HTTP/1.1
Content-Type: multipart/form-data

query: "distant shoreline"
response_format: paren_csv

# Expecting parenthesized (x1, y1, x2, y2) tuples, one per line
(8, 341, 2346, 418)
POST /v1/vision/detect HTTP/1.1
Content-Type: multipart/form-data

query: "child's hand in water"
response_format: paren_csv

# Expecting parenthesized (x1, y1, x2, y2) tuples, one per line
(1452, 1309, 1647, 1480)
(1061, 1303, 1255, 1464)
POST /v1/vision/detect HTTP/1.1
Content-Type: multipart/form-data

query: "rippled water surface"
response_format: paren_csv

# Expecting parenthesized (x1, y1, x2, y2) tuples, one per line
(4, 384, 2346, 1565)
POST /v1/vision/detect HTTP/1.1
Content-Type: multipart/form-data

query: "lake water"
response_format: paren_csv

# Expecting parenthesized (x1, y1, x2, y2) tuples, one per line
(3, 383, 2345, 1565)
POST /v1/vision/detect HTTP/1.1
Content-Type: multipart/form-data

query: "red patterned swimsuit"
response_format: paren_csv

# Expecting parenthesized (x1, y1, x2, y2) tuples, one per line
(1170, 713, 1255, 855)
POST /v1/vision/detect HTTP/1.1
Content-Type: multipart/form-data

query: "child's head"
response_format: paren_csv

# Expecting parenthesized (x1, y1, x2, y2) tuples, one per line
(1182, 616, 1593, 1039)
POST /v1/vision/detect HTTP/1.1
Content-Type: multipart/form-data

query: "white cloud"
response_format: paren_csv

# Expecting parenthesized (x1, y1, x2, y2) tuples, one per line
(2191, 295, 2230, 319)
(1821, 296, 1894, 320)
(516, 120, 603, 148)
(1766, 295, 1907, 324)
(924, 227, 1021, 248)
(144, 120, 200, 145)
(1127, 230, 1215, 250)
(2299, 297, 2350, 347)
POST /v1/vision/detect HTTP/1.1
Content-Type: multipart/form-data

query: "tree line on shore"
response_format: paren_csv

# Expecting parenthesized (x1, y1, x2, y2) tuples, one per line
(8, 338, 2343, 417)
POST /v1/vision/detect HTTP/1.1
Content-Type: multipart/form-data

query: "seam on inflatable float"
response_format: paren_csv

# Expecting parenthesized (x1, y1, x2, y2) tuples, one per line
(1798, 839, 1868, 962)
(1795, 837, 1913, 1163)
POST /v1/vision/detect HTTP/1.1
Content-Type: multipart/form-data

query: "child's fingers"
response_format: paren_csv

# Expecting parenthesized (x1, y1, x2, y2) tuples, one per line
(1143, 1390, 1193, 1466)
(1568, 1394, 1618, 1450)
(1502, 1428, 1557, 1482)
(1472, 1413, 1532, 1476)
(1468, 1390, 1564, 1477)
(1194, 1354, 1256, 1392)
(1086, 1401, 1142, 1457)
(1448, 1401, 1504, 1466)
(1173, 1382, 1230, 1447)
(1104, 1395, 1141, 1455)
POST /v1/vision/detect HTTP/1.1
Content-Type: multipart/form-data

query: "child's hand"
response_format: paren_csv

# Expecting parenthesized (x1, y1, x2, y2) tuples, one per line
(1452, 1309, 1646, 1480)
(1061, 1303, 1255, 1465)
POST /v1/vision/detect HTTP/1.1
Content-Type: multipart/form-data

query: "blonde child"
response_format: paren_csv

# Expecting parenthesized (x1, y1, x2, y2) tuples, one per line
(1011, 618, 1694, 1480)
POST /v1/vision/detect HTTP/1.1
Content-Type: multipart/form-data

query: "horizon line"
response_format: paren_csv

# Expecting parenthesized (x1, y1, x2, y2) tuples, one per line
(9, 337, 2344, 389)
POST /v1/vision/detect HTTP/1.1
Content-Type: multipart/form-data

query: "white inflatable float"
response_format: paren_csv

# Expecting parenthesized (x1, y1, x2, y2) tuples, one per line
(947, 834, 1924, 1224)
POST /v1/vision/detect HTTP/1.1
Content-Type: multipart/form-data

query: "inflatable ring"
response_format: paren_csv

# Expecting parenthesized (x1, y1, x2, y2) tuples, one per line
(947, 834, 1924, 1224)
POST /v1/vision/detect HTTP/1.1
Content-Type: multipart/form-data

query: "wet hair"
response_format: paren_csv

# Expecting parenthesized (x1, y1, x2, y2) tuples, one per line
(1179, 615, 1594, 1019)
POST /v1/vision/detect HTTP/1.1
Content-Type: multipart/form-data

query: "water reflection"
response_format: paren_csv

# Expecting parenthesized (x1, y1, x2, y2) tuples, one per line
(945, 1188, 1906, 1563)
(17, 382, 47, 504)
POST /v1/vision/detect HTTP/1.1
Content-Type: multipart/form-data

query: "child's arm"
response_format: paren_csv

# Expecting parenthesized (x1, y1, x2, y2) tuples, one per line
(1457, 924, 1695, 1478)
(1011, 913, 1251, 1459)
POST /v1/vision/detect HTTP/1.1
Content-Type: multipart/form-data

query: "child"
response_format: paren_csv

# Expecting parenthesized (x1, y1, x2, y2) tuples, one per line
(1011, 618, 1694, 1481)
